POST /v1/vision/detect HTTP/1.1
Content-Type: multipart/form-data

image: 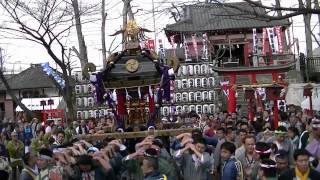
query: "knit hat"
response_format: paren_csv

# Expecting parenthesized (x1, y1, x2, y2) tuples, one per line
(87, 147, 99, 153)
(255, 142, 271, 160)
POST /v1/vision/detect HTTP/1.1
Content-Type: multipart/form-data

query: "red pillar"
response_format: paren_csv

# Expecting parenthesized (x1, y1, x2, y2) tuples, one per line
(228, 74, 237, 113)
(274, 100, 279, 129)
(272, 72, 277, 82)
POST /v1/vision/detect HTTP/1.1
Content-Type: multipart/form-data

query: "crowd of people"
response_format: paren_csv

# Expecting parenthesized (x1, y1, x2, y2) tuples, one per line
(0, 105, 320, 180)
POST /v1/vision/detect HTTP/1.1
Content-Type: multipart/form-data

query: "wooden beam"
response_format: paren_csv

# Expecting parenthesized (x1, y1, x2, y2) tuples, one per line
(76, 128, 194, 141)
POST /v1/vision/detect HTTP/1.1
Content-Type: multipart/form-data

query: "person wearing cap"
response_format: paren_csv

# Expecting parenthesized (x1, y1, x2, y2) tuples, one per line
(257, 159, 277, 180)
(306, 116, 320, 172)
(142, 148, 168, 180)
(151, 139, 178, 180)
(279, 148, 320, 180)
(87, 147, 99, 156)
(7, 131, 24, 180)
(255, 142, 272, 161)
(36, 148, 63, 180)
(273, 126, 294, 166)
(20, 152, 38, 180)
(31, 118, 42, 138)
(275, 150, 289, 176)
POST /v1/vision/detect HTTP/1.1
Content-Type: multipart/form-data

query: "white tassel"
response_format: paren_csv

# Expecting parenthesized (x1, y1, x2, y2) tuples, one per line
(112, 89, 117, 103)
(138, 86, 141, 99)
(149, 85, 153, 97)
(125, 88, 131, 101)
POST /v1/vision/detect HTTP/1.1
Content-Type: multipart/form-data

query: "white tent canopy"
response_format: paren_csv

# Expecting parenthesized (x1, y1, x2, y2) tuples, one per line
(16, 97, 63, 111)
(301, 97, 320, 111)
(285, 83, 320, 109)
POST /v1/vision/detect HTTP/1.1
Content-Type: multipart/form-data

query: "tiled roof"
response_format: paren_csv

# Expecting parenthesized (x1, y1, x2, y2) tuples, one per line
(165, 2, 290, 33)
(0, 64, 57, 90)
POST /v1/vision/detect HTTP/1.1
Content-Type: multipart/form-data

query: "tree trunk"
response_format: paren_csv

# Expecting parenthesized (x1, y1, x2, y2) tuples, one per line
(61, 69, 76, 126)
(0, 70, 34, 120)
(298, 0, 313, 57)
(315, 0, 320, 39)
(72, 0, 88, 69)
(274, 0, 282, 16)
(101, 0, 107, 68)
(274, 0, 288, 51)
(127, 0, 135, 21)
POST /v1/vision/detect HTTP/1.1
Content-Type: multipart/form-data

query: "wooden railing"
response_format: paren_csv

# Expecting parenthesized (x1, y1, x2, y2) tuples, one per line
(216, 53, 295, 68)
(307, 57, 320, 73)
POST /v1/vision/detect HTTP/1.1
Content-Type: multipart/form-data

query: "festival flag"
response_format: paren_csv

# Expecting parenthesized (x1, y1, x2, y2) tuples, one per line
(191, 34, 199, 60)
(201, 33, 209, 60)
(252, 28, 258, 54)
(266, 27, 277, 54)
(183, 35, 192, 62)
(262, 28, 267, 56)
(145, 39, 155, 50)
(275, 26, 283, 54)
(170, 35, 176, 57)
(220, 81, 230, 97)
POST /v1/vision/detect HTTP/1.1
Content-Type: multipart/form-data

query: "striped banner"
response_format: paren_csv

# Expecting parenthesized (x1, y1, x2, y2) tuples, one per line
(275, 26, 283, 54)
(192, 34, 199, 60)
(262, 28, 267, 56)
(252, 28, 258, 54)
(184, 35, 192, 62)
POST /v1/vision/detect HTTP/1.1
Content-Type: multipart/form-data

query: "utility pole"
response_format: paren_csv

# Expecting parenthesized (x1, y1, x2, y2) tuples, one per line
(152, 0, 157, 50)
(0, 48, 3, 71)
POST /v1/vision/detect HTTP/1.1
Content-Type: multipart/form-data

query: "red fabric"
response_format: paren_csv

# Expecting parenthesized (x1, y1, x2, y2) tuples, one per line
(149, 95, 155, 113)
(273, 100, 279, 129)
(117, 90, 126, 116)
(248, 99, 254, 121)
(227, 75, 236, 113)
(204, 128, 215, 137)
(228, 88, 236, 113)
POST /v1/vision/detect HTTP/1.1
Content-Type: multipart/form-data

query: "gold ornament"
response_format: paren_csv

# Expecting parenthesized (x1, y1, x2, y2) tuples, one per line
(126, 59, 139, 73)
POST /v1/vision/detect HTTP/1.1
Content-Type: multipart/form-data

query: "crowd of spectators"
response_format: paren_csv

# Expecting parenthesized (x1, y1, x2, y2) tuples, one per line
(0, 105, 319, 180)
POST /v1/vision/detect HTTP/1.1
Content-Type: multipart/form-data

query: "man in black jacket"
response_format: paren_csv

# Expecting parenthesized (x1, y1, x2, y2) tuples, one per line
(279, 149, 320, 180)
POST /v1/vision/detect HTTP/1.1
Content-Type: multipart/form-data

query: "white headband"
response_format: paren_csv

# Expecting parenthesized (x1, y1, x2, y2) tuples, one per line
(260, 163, 276, 168)
(312, 123, 320, 128)
(255, 148, 272, 154)
(37, 154, 53, 160)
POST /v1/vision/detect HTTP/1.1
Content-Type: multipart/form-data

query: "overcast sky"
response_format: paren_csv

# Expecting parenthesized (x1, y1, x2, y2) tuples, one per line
(0, 0, 319, 73)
